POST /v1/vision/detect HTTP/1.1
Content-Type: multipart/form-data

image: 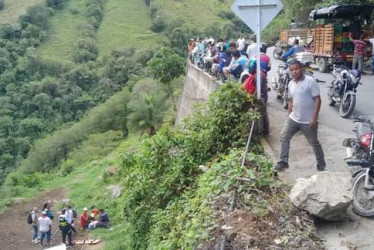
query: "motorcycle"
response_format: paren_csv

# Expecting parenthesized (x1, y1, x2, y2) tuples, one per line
(327, 64, 361, 118)
(271, 52, 315, 109)
(273, 41, 283, 60)
(343, 116, 374, 217)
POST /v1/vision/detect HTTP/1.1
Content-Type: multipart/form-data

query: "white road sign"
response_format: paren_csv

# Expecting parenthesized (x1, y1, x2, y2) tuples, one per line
(231, 0, 284, 33)
(231, 0, 283, 100)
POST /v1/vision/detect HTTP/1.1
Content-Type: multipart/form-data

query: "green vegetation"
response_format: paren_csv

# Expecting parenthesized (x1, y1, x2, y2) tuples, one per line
(97, 0, 162, 57)
(0, 0, 45, 24)
(0, 0, 344, 248)
(37, 0, 87, 61)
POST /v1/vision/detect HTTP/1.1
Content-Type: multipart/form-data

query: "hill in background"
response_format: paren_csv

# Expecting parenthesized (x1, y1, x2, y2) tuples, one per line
(0, 0, 44, 24)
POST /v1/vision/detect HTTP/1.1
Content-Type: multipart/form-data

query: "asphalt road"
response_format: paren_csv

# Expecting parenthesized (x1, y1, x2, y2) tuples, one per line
(265, 47, 374, 249)
(267, 47, 374, 134)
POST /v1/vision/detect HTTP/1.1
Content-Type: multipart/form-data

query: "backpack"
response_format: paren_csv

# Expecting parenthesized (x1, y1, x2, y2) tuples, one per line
(27, 212, 33, 224)
(72, 209, 77, 219)
(45, 209, 54, 220)
(243, 74, 256, 94)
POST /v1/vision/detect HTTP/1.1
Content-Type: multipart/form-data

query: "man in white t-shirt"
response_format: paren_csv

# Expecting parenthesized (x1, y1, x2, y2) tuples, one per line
(38, 211, 52, 246)
(237, 36, 246, 54)
(274, 59, 325, 172)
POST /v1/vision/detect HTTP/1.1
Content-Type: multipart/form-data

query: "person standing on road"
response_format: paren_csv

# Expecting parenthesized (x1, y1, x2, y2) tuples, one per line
(350, 34, 367, 73)
(274, 59, 326, 171)
(38, 211, 52, 246)
(31, 207, 39, 243)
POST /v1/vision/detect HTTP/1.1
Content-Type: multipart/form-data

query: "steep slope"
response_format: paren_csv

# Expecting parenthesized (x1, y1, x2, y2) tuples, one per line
(37, 0, 89, 61)
(97, 0, 163, 57)
(0, 0, 44, 24)
(153, 0, 231, 28)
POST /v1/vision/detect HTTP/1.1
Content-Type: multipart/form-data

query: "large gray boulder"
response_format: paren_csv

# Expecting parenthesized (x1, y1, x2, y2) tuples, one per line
(290, 171, 352, 221)
(106, 185, 122, 198)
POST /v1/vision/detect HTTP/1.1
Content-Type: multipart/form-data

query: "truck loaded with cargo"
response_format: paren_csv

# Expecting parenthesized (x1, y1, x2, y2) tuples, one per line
(308, 4, 374, 72)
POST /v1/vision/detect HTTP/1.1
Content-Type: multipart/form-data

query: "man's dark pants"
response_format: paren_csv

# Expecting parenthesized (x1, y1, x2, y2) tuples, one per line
(279, 118, 325, 167)
(62, 229, 73, 246)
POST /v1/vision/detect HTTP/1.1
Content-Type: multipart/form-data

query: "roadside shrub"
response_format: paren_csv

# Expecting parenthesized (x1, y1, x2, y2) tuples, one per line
(119, 83, 259, 248)
(0, 0, 4, 11)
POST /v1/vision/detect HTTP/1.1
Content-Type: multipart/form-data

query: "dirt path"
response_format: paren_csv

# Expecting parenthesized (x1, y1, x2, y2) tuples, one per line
(0, 188, 67, 250)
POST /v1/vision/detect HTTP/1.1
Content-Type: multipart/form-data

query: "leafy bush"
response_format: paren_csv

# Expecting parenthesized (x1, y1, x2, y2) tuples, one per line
(20, 88, 130, 173)
(150, 15, 166, 33)
(0, 0, 4, 11)
(127, 78, 168, 135)
(46, 0, 67, 9)
(218, 10, 235, 20)
(5, 172, 42, 188)
(118, 83, 259, 248)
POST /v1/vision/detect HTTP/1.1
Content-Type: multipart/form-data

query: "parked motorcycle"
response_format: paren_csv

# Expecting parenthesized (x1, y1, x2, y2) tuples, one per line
(271, 52, 315, 109)
(273, 41, 283, 60)
(343, 116, 374, 217)
(327, 64, 361, 118)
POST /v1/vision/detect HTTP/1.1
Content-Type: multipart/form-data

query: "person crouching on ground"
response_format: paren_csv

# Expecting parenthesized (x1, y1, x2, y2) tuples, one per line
(274, 59, 326, 171)
(99, 209, 110, 228)
(59, 209, 73, 247)
(80, 207, 89, 229)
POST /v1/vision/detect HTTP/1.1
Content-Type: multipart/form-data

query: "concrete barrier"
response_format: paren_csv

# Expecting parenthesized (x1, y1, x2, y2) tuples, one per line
(175, 62, 222, 124)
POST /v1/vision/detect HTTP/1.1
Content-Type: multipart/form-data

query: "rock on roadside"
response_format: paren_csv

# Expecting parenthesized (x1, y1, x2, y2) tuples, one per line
(290, 171, 352, 221)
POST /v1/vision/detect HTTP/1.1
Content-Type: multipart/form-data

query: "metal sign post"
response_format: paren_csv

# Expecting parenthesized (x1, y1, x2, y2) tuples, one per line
(231, 0, 284, 99)
(256, 0, 261, 100)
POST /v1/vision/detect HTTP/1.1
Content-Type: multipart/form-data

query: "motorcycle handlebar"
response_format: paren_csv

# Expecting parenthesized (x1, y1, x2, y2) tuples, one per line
(347, 159, 372, 167)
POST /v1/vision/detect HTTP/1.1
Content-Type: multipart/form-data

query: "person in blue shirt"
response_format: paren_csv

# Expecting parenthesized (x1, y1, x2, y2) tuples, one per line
(281, 39, 305, 60)
(228, 50, 248, 80)
(247, 44, 271, 75)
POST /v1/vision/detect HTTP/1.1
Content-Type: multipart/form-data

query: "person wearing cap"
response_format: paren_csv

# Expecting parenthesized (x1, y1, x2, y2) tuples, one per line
(80, 207, 89, 229)
(38, 211, 52, 246)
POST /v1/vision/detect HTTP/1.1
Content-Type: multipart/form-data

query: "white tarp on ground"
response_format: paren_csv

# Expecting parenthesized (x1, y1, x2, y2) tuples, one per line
(45, 244, 66, 250)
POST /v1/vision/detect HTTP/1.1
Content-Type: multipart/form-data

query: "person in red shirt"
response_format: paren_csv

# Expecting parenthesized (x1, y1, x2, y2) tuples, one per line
(350, 34, 367, 72)
(80, 207, 89, 229)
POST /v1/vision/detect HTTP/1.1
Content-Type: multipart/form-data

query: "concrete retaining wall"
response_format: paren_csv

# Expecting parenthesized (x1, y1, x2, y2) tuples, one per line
(175, 62, 222, 124)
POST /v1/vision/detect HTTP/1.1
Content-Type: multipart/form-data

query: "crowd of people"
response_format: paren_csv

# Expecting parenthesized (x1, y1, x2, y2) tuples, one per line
(188, 35, 326, 172)
(187, 36, 271, 102)
(29, 201, 110, 248)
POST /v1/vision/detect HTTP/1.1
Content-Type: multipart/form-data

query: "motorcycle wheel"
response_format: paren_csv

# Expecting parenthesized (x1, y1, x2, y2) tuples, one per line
(352, 172, 374, 217)
(339, 94, 356, 118)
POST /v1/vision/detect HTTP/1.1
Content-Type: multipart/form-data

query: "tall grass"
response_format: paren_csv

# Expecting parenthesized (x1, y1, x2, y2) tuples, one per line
(37, 0, 87, 61)
(96, 0, 162, 58)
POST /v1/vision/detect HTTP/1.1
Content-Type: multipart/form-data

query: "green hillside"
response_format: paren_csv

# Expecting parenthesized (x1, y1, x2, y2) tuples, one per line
(0, 0, 44, 24)
(97, 0, 163, 57)
(153, 0, 231, 28)
(37, 0, 87, 61)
